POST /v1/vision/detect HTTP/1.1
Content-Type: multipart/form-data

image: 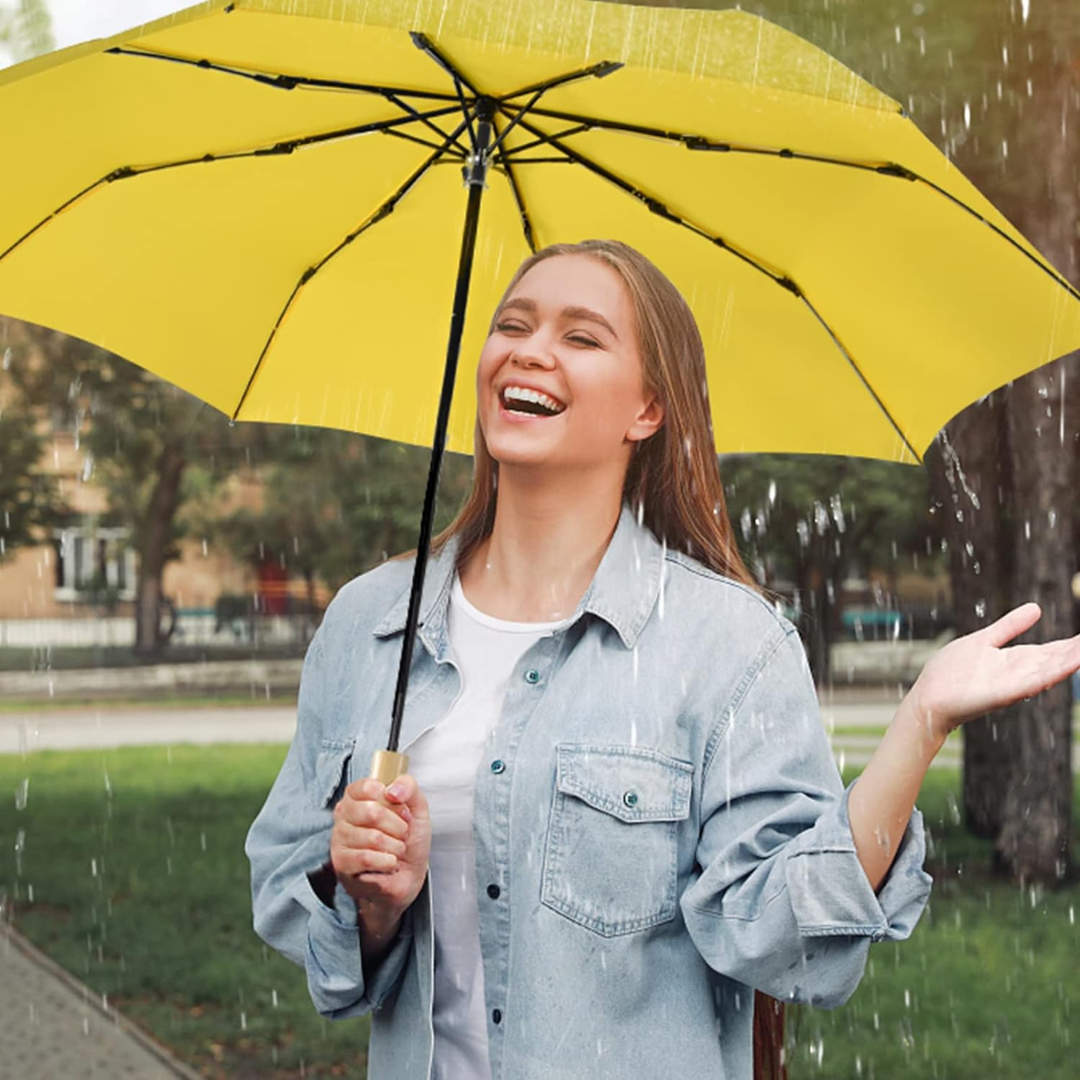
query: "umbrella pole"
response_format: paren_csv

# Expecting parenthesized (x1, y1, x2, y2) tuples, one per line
(370, 98, 496, 787)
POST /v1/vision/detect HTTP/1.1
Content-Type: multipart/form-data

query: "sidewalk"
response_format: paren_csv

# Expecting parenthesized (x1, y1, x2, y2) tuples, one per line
(0, 921, 202, 1080)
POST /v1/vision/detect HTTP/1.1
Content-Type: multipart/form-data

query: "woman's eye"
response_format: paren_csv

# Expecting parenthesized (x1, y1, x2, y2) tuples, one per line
(568, 334, 600, 348)
(495, 321, 527, 333)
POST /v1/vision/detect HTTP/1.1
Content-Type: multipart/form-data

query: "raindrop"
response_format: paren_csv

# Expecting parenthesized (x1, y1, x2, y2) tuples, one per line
(767, 481, 777, 506)
(1, 347, 11, 370)
(90, 857, 97, 877)
(14, 778, 28, 811)
(964, 102, 971, 130)
(272, 988, 279, 1009)
(829, 494, 845, 533)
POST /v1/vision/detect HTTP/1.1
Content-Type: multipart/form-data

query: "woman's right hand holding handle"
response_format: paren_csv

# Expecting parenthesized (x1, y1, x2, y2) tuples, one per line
(330, 774, 431, 939)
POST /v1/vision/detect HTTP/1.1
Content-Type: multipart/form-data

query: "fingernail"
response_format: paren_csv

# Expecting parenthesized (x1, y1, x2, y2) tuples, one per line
(400, 806, 413, 823)
(387, 783, 406, 800)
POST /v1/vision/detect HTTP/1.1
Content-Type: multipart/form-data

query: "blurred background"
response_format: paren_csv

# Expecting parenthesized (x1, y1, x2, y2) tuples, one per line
(1, 1, 1078, 1078)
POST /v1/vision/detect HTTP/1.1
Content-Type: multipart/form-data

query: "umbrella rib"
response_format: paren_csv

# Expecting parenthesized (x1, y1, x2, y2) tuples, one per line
(105, 45, 461, 103)
(230, 118, 469, 422)
(504, 103, 1080, 305)
(502, 109, 923, 464)
(496, 61, 623, 104)
(410, 33, 479, 153)
(382, 127, 468, 158)
(491, 115, 538, 254)
(0, 108, 468, 265)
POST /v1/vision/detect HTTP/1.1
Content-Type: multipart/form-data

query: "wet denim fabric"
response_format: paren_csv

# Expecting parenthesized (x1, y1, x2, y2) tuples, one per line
(245, 502, 933, 1080)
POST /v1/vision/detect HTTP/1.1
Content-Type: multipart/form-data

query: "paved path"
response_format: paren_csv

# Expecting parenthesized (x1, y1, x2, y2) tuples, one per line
(0, 696, 976, 764)
(0, 704, 298, 754)
(0, 922, 200, 1080)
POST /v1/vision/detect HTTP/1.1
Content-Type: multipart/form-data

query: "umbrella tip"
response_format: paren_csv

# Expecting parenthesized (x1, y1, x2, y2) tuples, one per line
(594, 61, 624, 79)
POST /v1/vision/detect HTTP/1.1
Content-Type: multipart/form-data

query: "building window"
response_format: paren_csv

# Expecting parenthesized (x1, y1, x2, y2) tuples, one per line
(53, 525, 137, 603)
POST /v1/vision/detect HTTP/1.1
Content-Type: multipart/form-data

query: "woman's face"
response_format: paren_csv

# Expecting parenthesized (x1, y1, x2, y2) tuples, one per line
(476, 253, 663, 474)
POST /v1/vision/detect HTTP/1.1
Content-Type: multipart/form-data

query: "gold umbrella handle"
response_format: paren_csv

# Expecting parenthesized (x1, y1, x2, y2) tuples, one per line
(370, 749, 409, 785)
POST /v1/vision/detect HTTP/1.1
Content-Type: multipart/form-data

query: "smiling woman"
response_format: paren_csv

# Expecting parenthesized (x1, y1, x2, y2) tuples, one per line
(245, 240, 1080, 1080)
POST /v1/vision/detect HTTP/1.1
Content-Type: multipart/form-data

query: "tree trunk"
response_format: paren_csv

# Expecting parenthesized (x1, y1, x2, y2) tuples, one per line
(997, 357, 1077, 882)
(134, 440, 185, 655)
(924, 392, 1020, 838)
(993, 29, 1079, 885)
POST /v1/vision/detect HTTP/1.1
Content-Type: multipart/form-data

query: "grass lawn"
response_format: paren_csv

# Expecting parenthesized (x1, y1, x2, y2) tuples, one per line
(0, 746, 1077, 1078)
(0, 743, 366, 1079)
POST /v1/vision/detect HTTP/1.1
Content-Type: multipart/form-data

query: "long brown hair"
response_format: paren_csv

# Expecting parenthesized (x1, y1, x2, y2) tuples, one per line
(420, 239, 787, 1080)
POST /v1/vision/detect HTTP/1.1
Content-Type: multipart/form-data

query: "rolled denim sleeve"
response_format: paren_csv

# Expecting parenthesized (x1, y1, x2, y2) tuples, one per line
(680, 626, 933, 1009)
(243, 624, 414, 1019)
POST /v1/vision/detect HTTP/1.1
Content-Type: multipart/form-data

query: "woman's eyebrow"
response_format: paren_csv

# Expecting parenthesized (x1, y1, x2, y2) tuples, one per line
(499, 297, 618, 339)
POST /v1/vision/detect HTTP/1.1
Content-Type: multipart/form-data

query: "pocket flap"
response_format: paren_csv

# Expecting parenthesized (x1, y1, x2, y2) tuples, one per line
(555, 744, 692, 823)
(314, 739, 355, 808)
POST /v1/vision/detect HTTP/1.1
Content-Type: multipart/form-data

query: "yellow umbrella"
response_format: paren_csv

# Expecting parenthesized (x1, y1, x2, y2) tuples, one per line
(2, 0, 1079, 768)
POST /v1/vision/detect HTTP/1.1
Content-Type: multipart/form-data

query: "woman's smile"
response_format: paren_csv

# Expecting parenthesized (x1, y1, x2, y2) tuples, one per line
(477, 252, 662, 473)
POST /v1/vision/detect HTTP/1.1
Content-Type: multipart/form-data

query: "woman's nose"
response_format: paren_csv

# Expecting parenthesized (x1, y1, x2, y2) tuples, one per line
(511, 342, 555, 369)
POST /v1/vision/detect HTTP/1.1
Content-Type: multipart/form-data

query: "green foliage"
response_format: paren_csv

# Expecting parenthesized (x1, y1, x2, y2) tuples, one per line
(722, 454, 942, 588)
(205, 425, 474, 593)
(0, 375, 60, 562)
(0, 0, 55, 63)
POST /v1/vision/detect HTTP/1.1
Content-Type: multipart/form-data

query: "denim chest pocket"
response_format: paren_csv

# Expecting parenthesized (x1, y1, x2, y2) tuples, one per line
(541, 744, 693, 937)
(312, 739, 355, 809)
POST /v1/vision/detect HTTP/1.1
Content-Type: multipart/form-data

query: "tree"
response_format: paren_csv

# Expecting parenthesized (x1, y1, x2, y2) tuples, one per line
(7, 322, 251, 653)
(0, 0, 54, 64)
(0, 322, 61, 563)
(204, 425, 473, 608)
(721, 454, 940, 685)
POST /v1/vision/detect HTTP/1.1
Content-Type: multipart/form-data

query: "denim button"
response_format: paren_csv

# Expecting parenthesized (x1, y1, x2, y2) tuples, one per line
(623, 790, 639, 808)
(492, 1008, 502, 1024)
(487, 883, 501, 899)
(490, 759, 505, 774)
(525, 669, 540, 684)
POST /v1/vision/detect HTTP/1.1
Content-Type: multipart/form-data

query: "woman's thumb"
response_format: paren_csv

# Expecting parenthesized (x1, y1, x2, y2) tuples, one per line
(385, 774, 418, 805)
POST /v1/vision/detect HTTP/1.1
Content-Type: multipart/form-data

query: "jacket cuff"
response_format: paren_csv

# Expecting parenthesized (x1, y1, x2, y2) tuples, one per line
(783, 777, 933, 943)
(301, 873, 413, 1017)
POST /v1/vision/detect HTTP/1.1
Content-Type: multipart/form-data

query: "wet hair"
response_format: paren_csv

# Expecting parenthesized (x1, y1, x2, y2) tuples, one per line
(428, 238, 761, 596)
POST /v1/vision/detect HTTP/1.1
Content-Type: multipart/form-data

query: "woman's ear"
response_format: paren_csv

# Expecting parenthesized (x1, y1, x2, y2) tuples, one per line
(627, 393, 665, 443)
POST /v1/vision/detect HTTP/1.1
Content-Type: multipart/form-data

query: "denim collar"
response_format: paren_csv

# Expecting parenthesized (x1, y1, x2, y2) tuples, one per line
(372, 501, 665, 652)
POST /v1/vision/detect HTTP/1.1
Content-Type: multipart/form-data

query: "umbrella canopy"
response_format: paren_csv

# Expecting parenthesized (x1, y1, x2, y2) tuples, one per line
(4, 0, 1080, 770)
(3, 0, 1078, 468)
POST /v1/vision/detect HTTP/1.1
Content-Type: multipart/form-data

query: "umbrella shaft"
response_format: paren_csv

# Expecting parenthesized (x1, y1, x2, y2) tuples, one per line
(387, 108, 493, 753)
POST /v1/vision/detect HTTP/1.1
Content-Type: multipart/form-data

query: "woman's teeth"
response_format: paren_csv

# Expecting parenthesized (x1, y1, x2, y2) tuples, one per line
(502, 386, 565, 416)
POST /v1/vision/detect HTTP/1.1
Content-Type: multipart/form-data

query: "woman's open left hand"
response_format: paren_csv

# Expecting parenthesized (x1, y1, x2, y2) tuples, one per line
(910, 602, 1080, 741)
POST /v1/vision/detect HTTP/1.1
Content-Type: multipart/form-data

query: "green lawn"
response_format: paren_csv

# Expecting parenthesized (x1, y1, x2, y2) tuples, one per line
(0, 746, 1076, 1078)
(0, 743, 366, 1079)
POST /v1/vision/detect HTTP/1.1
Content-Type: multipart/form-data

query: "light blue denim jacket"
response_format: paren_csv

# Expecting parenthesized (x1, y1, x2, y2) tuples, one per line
(245, 502, 933, 1080)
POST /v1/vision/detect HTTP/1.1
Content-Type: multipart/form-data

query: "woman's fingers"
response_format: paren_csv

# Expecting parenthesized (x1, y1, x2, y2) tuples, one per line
(981, 601, 1042, 648)
(337, 789, 409, 839)
(338, 824, 407, 859)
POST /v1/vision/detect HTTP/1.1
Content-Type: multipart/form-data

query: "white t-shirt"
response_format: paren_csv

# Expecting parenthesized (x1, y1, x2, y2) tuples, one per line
(405, 571, 572, 1080)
